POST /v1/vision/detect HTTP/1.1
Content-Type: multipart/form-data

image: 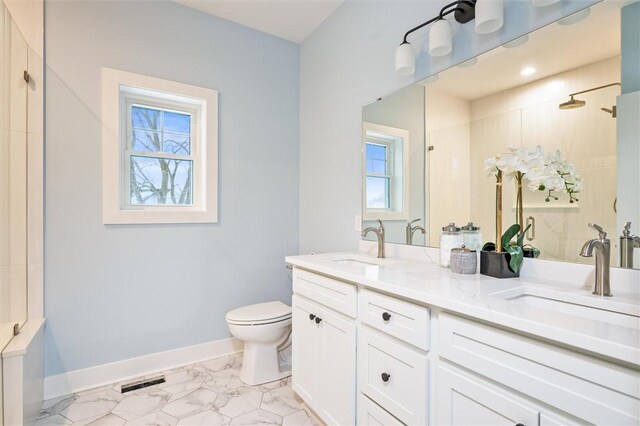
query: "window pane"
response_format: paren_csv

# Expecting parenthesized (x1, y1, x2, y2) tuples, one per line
(130, 156, 193, 205)
(366, 143, 387, 174)
(132, 106, 161, 130)
(366, 176, 389, 209)
(132, 130, 162, 152)
(163, 132, 191, 155)
(163, 111, 191, 134)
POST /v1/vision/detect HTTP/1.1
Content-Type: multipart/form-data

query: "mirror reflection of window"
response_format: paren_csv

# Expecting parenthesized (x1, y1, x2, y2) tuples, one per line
(362, 122, 409, 220)
(365, 142, 391, 209)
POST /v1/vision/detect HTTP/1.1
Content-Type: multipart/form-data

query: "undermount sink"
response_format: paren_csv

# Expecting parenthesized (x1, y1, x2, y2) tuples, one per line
(332, 256, 381, 266)
(490, 286, 640, 329)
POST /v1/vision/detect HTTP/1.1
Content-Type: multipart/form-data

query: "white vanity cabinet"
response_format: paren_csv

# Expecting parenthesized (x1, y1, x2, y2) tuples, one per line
(291, 269, 357, 425)
(437, 313, 640, 426)
(289, 262, 640, 426)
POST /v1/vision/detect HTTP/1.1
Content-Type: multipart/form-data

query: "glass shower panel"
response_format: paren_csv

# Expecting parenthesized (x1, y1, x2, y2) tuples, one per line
(0, 5, 29, 354)
(520, 88, 618, 264)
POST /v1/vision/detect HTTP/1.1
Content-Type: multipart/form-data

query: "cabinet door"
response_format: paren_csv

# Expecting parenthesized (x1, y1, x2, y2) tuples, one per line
(292, 295, 321, 410)
(318, 306, 357, 426)
(436, 365, 540, 426)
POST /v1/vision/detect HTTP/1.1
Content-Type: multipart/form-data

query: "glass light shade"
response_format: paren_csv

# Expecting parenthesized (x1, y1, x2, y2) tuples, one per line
(503, 34, 529, 48)
(475, 0, 504, 34)
(533, 0, 559, 6)
(395, 42, 416, 75)
(558, 8, 591, 25)
(429, 19, 453, 57)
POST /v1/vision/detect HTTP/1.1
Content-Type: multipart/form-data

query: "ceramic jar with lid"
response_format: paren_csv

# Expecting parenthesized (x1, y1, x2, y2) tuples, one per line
(450, 245, 478, 274)
(440, 223, 463, 267)
(461, 222, 483, 251)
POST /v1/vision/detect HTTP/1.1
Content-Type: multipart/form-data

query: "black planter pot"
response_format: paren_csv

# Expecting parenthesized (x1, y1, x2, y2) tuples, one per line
(480, 250, 520, 279)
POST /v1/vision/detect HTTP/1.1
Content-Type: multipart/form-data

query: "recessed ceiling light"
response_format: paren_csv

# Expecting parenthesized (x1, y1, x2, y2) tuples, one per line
(521, 67, 536, 76)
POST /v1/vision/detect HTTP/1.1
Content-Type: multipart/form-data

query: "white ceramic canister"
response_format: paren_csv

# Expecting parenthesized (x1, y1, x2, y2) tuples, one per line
(440, 223, 463, 267)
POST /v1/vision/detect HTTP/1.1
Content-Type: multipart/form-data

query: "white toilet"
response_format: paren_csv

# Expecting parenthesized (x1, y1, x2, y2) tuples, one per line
(226, 301, 292, 385)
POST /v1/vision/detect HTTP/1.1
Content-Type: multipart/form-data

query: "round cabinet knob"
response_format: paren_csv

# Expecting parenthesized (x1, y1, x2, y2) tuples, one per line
(382, 312, 391, 321)
(309, 314, 316, 321)
(315, 317, 322, 324)
(515, 423, 525, 426)
(381, 372, 391, 382)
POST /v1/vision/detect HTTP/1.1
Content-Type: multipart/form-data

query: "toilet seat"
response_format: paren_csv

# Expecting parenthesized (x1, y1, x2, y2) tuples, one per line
(226, 301, 292, 326)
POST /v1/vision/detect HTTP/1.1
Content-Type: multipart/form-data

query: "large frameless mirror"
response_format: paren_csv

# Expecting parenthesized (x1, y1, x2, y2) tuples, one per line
(362, 2, 640, 269)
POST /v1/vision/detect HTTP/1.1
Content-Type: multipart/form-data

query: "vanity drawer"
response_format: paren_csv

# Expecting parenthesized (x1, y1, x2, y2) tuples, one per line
(359, 288, 430, 350)
(293, 268, 357, 318)
(358, 326, 428, 425)
(357, 393, 405, 426)
(439, 313, 640, 425)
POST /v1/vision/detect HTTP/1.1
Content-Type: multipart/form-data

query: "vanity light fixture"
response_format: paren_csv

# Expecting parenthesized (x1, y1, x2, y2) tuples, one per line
(475, 0, 504, 34)
(429, 18, 453, 57)
(503, 34, 529, 48)
(395, 0, 477, 75)
(457, 57, 478, 67)
(558, 7, 591, 25)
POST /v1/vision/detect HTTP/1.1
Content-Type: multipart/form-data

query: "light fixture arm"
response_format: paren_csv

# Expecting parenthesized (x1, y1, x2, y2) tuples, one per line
(401, 0, 477, 44)
(569, 82, 621, 97)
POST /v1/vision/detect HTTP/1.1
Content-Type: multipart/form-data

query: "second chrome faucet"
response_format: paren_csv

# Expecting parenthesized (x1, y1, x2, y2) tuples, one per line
(580, 223, 612, 297)
(406, 219, 426, 245)
(362, 219, 385, 258)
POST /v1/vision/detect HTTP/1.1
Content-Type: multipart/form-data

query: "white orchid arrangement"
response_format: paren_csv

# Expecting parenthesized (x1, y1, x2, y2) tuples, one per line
(483, 145, 581, 269)
(485, 145, 582, 204)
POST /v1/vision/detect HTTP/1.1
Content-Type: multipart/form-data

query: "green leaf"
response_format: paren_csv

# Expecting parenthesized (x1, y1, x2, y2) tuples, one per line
(501, 224, 521, 250)
(505, 245, 524, 273)
(501, 224, 523, 273)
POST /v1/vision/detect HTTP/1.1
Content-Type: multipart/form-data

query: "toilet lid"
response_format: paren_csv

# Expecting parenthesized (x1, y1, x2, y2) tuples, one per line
(226, 301, 291, 324)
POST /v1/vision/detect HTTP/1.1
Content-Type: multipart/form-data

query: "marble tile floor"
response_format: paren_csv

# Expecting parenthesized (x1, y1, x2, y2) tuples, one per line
(37, 354, 319, 426)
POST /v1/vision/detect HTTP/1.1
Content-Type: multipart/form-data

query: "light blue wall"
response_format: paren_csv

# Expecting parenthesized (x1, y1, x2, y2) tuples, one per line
(44, 1, 299, 375)
(621, 1, 640, 94)
(299, 0, 599, 254)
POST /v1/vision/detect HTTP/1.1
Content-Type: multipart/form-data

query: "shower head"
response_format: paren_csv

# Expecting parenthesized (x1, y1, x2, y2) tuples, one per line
(559, 95, 586, 110)
(559, 82, 621, 111)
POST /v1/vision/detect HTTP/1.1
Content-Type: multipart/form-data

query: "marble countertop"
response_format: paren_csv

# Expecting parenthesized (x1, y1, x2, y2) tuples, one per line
(285, 252, 640, 367)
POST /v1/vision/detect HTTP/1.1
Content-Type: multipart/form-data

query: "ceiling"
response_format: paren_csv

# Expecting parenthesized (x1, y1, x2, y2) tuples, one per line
(171, 0, 344, 43)
(425, 2, 622, 100)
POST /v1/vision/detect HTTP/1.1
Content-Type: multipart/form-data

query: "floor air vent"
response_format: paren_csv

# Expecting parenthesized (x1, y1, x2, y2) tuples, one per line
(120, 375, 166, 394)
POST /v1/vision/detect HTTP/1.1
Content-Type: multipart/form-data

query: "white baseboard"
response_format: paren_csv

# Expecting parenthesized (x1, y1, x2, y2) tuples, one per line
(44, 337, 243, 400)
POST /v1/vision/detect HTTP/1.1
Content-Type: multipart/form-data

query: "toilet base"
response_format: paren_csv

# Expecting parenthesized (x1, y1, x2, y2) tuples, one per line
(240, 342, 292, 386)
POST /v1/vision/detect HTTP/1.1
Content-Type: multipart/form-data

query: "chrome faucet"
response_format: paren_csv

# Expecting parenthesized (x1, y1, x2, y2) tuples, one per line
(580, 223, 612, 297)
(362, 219, 385, 258)
(406, 219, 426, 245)
(620, 222, 640, 269)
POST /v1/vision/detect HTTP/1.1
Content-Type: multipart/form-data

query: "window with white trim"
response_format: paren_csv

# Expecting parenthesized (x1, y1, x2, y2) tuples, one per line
(102, 68, 218, 224)
(363, 122, 409, 221)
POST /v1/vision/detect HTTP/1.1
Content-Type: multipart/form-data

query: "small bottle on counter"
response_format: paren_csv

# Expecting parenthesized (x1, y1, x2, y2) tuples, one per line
(461, 222, 482, 251)
(440, 223, 463, 267)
